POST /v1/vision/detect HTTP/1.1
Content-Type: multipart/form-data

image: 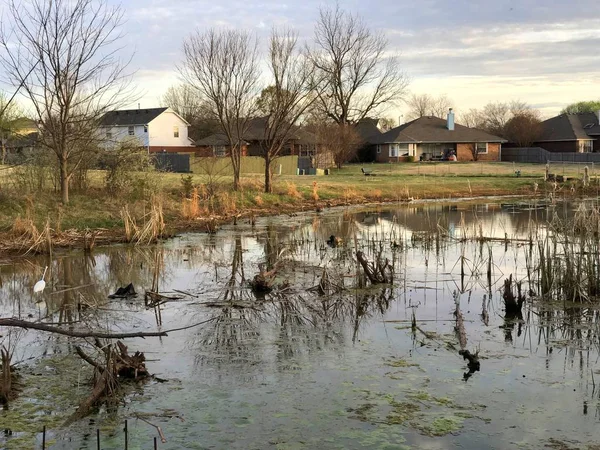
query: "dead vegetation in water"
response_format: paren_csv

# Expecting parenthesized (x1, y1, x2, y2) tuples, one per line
(66, 340, 150, 426)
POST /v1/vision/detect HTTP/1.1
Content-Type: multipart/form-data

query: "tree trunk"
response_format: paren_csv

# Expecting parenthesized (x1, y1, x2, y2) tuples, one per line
(60, 155, 69, 204)
(231, 146, 241, 191)
(1, 139, 6, 166)
(264, 155, 272, 193)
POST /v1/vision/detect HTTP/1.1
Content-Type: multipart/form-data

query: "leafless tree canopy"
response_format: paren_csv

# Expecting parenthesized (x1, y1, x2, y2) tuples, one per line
(0, 0, 132, 204)
(459, 108, 486, 129)
(405, 93, 452, 121)
(308, 4, 409, 125)
(504, 112, 543, 147)
(258, 28, 319, 193)
(315, 123, 362, 169)
(161, 84, 220, 141)
(463, 101, 531, 137)
(180, 29, 260, 191)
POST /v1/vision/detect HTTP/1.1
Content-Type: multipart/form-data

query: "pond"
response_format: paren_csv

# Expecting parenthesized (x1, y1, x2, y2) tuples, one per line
(0, 199, 599, 449)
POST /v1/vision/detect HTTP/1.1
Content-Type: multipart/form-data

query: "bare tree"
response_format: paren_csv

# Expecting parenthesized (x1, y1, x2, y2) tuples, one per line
(162, 84, 220, 141)
(459, 108, 485, 129)
(308, 4, 408, 125)
(257, 28, 320, 193)
(404, 93, 452, 120)
(478, 101, 530, 137)
(0, 0, 132, 204)
(181, 29, 261, 191)
(504, 111, 543, 147)
(316, 123, 362, 169)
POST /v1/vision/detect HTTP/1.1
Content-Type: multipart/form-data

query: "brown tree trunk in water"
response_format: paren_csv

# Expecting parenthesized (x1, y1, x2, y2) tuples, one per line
(60, 155, 69, 204)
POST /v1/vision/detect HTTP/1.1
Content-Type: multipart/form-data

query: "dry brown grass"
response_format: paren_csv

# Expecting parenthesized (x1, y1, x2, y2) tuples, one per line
(181, 188, 202, 220)
(254, 194, 264, 206)
(344, 188, 361, 203)
(311, 181, 319, 202)
(216, 192, 237, 215)
(286, 182, 303, 200)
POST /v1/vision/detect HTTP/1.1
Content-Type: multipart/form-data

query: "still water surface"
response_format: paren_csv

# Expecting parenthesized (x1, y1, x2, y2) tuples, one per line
(0, 200, 598, 449)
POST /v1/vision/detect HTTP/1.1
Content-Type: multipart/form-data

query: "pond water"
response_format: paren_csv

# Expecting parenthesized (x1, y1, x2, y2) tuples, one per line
(1, 199, 599, 449)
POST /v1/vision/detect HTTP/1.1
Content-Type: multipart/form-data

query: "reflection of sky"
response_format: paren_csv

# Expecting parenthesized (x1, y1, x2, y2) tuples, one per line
(1, 201, 598, 449)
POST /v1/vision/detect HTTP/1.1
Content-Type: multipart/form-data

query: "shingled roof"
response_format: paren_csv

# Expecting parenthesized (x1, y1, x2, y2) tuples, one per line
(369, 116, 505, 144)
(354, 118, 382, 142)
(100, 108, 168, 126)
(537, 113, 600, 141)
(194, 117, 318, 146)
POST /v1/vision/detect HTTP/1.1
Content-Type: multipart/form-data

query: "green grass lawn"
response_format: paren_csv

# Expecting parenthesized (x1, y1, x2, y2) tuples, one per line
(0, 162, 561, 234)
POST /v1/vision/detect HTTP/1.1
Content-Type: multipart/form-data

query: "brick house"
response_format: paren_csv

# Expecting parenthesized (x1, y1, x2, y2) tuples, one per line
(369, 110, 505, 162)
(194, 117, 334, 170)
(534, 112, 600, 152)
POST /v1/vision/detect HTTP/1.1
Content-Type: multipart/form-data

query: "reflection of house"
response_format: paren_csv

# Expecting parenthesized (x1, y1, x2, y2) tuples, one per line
(369, 110, 505, 162)
(99, 107, 194, 152)
(194, 117, 334, 170)
(534, 112, 600, 153)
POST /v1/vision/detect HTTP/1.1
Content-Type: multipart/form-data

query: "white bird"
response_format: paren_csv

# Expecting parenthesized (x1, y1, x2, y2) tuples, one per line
(33, 266, 48, 293)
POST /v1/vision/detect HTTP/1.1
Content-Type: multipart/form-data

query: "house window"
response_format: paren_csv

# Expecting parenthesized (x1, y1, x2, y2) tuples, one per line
(213, 146, 226, 157)
(389, 144, 399, 158)
(476, 142, 488, 154)
(144, 125, 148, 133)
(128, 126, 134, 136)
(376, 145, 381, 154)
(173, 126, 179, 138)
(299, 144, 316, 157)
(579, 140, 593, 153)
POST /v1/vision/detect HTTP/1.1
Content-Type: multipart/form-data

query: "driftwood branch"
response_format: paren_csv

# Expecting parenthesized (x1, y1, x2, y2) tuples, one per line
(74, 346, 104, 372)
(0, 318, 168, 339)
(0, 317, 217, 339)
(133, 413, 167, 443)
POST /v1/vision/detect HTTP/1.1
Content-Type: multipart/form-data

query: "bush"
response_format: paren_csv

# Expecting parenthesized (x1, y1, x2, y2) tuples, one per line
(102, 146, 156, 197)
(407, 156, 415, 163)
(180, 175, 194, 198)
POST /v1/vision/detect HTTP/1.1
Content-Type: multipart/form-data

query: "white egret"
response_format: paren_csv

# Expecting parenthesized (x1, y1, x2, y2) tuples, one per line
(33, 266, 48, 293)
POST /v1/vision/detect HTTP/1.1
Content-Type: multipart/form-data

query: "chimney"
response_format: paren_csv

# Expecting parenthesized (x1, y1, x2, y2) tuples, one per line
(138, 103, 140, 110)
(597, 109, 600, 124)
(447, 108, 455, 131)
(398, 115, 404, 126)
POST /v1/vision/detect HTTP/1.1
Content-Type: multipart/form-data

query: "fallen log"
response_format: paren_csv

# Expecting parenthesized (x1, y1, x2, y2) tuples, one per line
(0, 318, 168, 339)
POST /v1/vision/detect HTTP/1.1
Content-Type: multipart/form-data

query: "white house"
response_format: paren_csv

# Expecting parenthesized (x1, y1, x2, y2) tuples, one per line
(99, 107, 194, 152)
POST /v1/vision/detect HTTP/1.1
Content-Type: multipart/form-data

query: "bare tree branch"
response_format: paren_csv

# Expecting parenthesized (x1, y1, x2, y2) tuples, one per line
(307, 4, 408, 125)
(180, 29, 261, 191)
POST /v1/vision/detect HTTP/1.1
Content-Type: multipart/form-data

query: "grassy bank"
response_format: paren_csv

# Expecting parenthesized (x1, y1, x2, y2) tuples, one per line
(0, 161, 582, 254)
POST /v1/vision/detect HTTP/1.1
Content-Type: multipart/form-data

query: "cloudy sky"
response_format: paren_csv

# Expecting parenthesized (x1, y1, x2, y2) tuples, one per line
(16, 0, 600, 121)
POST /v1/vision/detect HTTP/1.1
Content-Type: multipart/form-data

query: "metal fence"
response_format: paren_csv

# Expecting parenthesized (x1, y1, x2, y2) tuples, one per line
(152, 153, 191, 173)
(502, 147, 600, 164)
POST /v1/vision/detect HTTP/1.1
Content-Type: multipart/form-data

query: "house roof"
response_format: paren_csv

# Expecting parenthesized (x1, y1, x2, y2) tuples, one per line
(370, 116, 505, 144)
(194, 117, 318, 146)
(354, 118, 382, 142)
(100, 107, 168, 126)
(537, 113, 600, 141)
(195, 133, 243, 147)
